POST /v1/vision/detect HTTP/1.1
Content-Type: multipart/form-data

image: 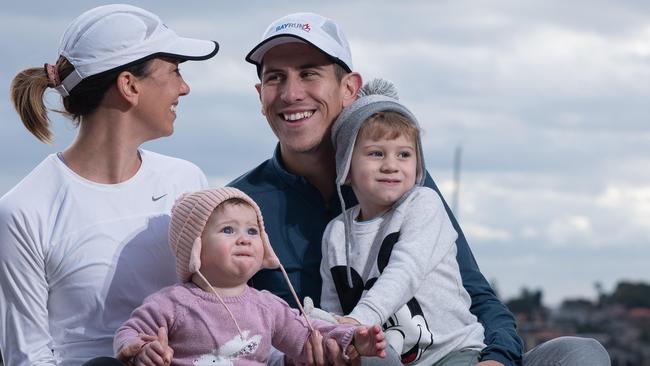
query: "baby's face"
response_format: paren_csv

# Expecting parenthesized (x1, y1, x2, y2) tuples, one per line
(349, 133, 417, 220)
(199, 203, 264, 287)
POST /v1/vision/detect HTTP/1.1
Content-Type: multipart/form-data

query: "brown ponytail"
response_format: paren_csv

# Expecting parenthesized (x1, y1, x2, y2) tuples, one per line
(10, 57, 151, 144)
(10, 57, 75, 144)
(10, 66, 52, 143)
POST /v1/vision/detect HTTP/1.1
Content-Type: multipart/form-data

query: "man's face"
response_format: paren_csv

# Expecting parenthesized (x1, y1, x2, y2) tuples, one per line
(256, 43, 355, 155)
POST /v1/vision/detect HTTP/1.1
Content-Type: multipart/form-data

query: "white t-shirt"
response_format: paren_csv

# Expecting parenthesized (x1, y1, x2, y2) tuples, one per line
(0, 150, 208, 366)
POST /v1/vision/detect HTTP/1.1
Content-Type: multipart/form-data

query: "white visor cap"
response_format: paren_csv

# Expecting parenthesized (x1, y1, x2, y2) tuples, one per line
(56, 4, 218, 96)
(246, 12, 352, 73)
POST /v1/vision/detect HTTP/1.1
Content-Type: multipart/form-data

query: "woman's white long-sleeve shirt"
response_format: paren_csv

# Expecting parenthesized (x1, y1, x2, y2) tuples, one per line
(0, 150, 207, 366)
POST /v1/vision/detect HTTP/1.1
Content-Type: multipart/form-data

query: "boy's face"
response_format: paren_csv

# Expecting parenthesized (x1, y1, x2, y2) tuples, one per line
(349, 133, 418, 220)
(199, 203, 264, 288)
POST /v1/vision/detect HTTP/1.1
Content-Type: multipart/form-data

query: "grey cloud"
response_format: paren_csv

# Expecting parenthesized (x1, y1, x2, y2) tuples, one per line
(1, 0, 648, 306)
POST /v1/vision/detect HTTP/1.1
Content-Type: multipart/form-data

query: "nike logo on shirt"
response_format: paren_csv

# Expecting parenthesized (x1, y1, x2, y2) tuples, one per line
(152, 194, 167, 201)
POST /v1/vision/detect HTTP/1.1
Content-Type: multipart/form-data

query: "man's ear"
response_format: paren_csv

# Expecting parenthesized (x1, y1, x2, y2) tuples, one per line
(116, 71, 140, 106)
(255, 83, 266, 116)
(341, 72, 362, 108)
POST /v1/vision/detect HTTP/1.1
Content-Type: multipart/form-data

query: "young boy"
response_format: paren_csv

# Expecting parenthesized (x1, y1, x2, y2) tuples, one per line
(114, 187, 386, 365)
(320, 80, 486, 365)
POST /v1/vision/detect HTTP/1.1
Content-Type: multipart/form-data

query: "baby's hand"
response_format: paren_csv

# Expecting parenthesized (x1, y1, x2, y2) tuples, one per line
(116, 333, 157, 364)
(135, 327, 174, 366)
(350, 324, 386, 359)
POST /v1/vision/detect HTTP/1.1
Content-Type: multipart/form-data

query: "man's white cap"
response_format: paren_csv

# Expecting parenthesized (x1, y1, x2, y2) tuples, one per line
(55, 4, 219, 96)
(246, 12, 352, 74)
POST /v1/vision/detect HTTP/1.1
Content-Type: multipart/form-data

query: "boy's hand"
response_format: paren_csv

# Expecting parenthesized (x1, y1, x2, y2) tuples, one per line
(334, 315, 360, 325)
(135, 327, 174, 366)
(351, 324, 386, 358)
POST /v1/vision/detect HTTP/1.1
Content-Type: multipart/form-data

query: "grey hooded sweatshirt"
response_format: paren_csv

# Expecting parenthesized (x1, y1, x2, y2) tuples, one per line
(320, 79, 485, 365)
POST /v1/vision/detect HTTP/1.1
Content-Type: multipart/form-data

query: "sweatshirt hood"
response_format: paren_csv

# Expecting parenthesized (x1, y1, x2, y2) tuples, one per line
(330, 79, 426, 287)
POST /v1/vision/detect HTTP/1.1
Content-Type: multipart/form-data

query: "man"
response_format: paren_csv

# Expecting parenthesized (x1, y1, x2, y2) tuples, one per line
(231, 12, 609, 366)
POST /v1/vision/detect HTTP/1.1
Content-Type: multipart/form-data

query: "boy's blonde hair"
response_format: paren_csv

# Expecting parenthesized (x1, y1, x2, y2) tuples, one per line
(357, 111, 419, 143)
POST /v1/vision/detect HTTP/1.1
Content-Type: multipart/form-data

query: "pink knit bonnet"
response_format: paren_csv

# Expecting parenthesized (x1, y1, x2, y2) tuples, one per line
(168, 187, 313, 334)
(169, 187, 281, 282)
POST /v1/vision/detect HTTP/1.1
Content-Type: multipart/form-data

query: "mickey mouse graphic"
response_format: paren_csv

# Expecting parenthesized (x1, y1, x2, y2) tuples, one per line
(331, 231, 433, 365)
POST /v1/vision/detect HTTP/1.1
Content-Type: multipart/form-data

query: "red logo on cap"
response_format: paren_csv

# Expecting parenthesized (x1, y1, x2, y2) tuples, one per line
(275, 23, 312, 33)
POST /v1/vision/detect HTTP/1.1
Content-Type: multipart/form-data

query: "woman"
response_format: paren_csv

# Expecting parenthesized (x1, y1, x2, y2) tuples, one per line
(0, 5, 218, 365)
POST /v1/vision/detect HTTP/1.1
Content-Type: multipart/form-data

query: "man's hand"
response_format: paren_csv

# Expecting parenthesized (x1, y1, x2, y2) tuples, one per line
(134, 327, 174, 366)
(350, 325, 386, 359)
(477, 361, 505, 366)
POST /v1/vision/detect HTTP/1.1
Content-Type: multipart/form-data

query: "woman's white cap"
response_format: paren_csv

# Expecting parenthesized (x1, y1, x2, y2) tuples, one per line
(55, 4, 219, 96)
(246, 12, 352, 74)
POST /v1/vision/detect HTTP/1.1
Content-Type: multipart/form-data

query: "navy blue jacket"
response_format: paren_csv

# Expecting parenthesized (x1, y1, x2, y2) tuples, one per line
(230, 146, 523, 365)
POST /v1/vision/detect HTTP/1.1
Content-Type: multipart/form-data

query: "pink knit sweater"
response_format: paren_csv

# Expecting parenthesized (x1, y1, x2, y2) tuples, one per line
(114, 283, 355, 365)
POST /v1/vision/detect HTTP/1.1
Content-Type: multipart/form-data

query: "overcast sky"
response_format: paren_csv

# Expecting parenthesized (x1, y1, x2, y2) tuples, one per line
(1, 0, 648, 306)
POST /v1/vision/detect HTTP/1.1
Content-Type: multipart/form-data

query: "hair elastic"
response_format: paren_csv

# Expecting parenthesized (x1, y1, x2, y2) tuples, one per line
(44, 63, 60, 88)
